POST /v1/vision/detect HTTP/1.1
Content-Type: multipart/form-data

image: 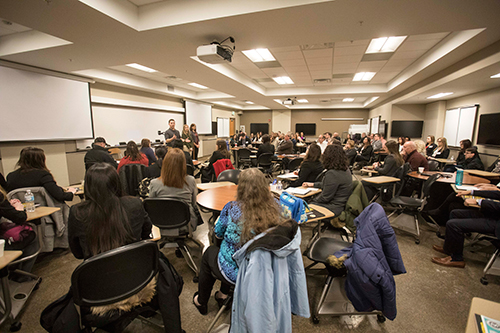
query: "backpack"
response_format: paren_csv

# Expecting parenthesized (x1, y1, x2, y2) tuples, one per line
(0, 222, 35, 250)
(279, 192, 309, 224)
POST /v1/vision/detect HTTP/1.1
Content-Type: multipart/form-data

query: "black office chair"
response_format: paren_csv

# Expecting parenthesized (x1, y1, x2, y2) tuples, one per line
(481, 239, 500, 285)
(186, 164, 194, 176)
(237, 148, 252, 169)
(119, 164, 148, 196)
(370, 163, 411, 204)
(428, 160, 440, 171)
(217, 169, 241, 184)
(71, 241, 159, 332)
(288, 157, 303, 172)
(387, 173, 441, 244)
(257, 153, 274, 178)
(143, 198, 202, 282)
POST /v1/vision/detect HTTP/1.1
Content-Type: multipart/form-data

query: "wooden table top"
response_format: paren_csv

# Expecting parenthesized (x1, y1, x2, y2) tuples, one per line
(408, 171, 489, 185)
(27, 206, 60, 221)
(361, 167, 378, 174)
(276, 154, 303, 159)
(306, 204, 335, 223)
(151, 225, 161, 241)
(197, 185, 238, 211)
(362, 176, 399, 184)
(197, 182, 236, 191)
(0, 251, 23, 270)
(433, 158, 456, 164)
(464, 169, 500, 178)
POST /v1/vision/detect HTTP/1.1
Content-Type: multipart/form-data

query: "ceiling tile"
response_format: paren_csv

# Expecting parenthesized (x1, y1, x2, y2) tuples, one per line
(279, 58, 307, 66)
(273, 51, 303, 60)
(397, 39, 442, 52)
(285, 68, 310, 74)
(334, 55, 363, 63)
(334, 45, 366, 56)
(261, 68, 288, 76)
(307, 64, 332, 71)
(390, 49, 426, 60)
(357, 60, 386, 71)
(309, 70, 332, 79)
(305, 57, 332, 65)
(303, 49, 333, 59)
(270, 46, 301, 53)
(406, 32, 449, 41)
(335, 39, 370, 47)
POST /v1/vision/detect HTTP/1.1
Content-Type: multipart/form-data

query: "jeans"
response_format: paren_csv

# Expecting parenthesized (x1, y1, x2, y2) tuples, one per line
(197, 245, 233, 306)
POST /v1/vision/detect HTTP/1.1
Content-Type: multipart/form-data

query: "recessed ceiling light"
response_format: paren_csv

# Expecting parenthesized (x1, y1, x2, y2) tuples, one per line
(245, 101, 254, 104)
(297, 99, 308, 103)
(126, 63, 158, 73)
(353, 72, 376, 81)
(343, 98, 355, 102)
(491, 73, 500, 78)
(427, 92, 454, 99)
(242, 48, 276, 62)
(366, 36, 407, 54)
(272, 76, 294, 85)
(188, 82, 208, 89)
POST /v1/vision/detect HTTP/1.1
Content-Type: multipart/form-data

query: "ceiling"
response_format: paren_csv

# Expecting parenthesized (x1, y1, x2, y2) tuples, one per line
(1, 0, 500, 111)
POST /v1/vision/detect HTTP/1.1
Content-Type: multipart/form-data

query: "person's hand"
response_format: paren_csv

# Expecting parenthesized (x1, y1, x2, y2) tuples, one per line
(303, 182, 314, 187)
(10, 199, 24, 211)
(372, 162, 378, 168)
(456, 190, 471, 197)
(186, 138, 191, 143)
(172, 135, 177, 139)
(67, 187, 77, 194)
(464, 198, 477, 207)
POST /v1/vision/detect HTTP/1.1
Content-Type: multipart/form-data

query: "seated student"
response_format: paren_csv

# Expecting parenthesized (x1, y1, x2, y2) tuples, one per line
(146, 146, 167, 179)
(238, 132, 250, 147)
(149, 148, 200, 231)
(116, 141, 149, 173)
(398, 137, 406, 153)
(229, 134, 238, 148)
(140, 138, 157, 166)
(431, 189, 500, 268)
(84, 137, 117, 170)
(68, 163, 152, 259)
(455, 139, 472, 165)
(193, 168, 283, 315)
(425, 136, 437, 156)
(316, 134, 328, 153)
(354, 137, 373, 168)
(7, 147, 76, 202)
(430, 137, 450, 159)
(276, 132, 294, 154)
(290, 144, 324, 187)
(363, 140, 404, 200)
(402, 141, 428, 171)
(201, 139, 232, 183)
(456, 147, 484, 170)
(173, 139, 193, 168)
(372, 133, 383, 152)
(303, 144, 353, 216)
(414, 139, 427, 156)
(344, 139, 357, 166)
(256, 134, 275, 158)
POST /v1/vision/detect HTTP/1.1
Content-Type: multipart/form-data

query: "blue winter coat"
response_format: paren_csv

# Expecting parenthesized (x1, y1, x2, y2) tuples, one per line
(335, 203, 406, 320)
(230, 221, 310, 333)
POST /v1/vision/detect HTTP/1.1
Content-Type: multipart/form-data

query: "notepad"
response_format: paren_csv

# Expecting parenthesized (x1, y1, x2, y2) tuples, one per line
(286, 187, 315, 195)
(456, 185, 479, 191)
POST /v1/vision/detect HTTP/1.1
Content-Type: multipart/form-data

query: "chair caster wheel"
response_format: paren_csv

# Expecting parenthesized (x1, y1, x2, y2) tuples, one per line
(415, 239, 420, 245)
(193, 276, 199, 283)
(312, 316, 319, 324)
(10, 321, 21, 332)
(377, 314, 386, 323)
(480, 277, 488, 285)
(34, 277, 42, 290)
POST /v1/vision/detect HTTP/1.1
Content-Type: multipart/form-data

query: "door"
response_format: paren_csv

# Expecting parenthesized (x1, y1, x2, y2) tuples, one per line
(230, 118, 235, 136)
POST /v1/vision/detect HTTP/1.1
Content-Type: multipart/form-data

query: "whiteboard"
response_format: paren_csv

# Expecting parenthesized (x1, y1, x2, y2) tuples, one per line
(370, 116, 380, 134)
(77, 105, 184, 148)
(0, 65, 93, 142)
(217, 118, 230, 138)
(443, 106, 477, 147)
(185, 100, 212, 135)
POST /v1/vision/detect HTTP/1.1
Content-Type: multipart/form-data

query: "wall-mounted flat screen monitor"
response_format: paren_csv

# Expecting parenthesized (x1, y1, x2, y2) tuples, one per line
(477, 113, 500, 146)
(390, 121, 423, 138)
(295, 123, 316, 136)
(250, 123, 269, 134)
(212, 122, 217, 135)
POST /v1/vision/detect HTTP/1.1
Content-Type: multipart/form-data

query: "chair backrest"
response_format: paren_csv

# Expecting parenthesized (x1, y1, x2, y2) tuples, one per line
(315, 169, 327, 182)
(213, 158, 234, 179)
(287, 157, 303, 171)
(428, 160, 440, 171)
(71, 240, 159, 307)
(186, 164, 194, 176)
(422, 173, 441, 199)
(257, 153, 273, 167)
(119, 164, 148, 196)
(238, 148, 251, 159)
(393, 163, 411, 197)
(217, 169, 241, 184)
(143, 198, 190, 231)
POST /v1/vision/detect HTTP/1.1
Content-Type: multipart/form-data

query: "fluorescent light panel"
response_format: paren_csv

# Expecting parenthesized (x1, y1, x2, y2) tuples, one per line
(343, 98, 354, 102)
(366, 36, 407, 54)
(353, 72, 376, 81)
(297, 99, 308, 103)
(188, 82, 208, 89)
(491, 73, 500, 78)
(126, 63, 157, 73)
(242, 48, 276, 62)
(272, 76, 294, 84)
(427, 92, 453, 99)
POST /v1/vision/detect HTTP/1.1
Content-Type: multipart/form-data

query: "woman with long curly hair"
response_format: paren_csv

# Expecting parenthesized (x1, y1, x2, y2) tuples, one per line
(304, 144, 353, 216)
(193, 168, 282, 315)
(116, 141, 148, 173)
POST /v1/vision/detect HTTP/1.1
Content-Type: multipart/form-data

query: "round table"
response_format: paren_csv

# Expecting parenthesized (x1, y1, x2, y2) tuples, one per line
(197, 184, 237, 211)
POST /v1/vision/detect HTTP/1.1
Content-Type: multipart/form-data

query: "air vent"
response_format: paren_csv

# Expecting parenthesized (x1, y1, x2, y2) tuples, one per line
(361, 53, 393, 62)
(300, 43, 334, 50)
(167, 85, 174, 92)
(165, 75, 182, 81)
(313, 78, 331, 85)
(332, 74, 354, 79)
(254, 61, 281, 68)
(254, 78, 274, 83)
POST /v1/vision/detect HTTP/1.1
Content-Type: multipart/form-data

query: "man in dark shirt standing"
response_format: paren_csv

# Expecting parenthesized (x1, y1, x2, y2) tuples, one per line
(84, 137, 117, 170)
(164, 119, 181, 147)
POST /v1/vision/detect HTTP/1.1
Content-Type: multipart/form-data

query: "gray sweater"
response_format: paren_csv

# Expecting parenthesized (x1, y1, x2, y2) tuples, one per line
(313, 168, 353, 216)
(149, 175, 200, 230)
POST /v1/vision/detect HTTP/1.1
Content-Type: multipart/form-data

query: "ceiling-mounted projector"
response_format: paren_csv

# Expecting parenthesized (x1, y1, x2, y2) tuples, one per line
(283, 98, 296, 106)
(197, 44, 233, 64)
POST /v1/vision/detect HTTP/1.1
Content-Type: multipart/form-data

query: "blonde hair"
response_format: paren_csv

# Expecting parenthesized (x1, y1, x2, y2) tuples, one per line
(237, 168, 281, 243)
(414, 140, 426, 155)
(437, 137, 448, 151)
(0, 186, 7, 203)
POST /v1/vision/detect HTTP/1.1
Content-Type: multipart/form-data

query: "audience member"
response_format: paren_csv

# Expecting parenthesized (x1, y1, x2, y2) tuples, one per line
(230, 134, 238, 147)
(146, 146, 167, 179)
(402, 141, 428, 171)
(116, 141, 149, 173)
(317, 134, 328, 153)
(7, 147, 76, 202)
(414, 139, 426, 155)
(149, 148, 201, 231)
(68, 163, 152, 259)
(271, 133, 280, 150)
(140, 138, 157, 166)
(238, 132, 250, 146)
(290, 144, 324, 187)
(182, 124, 194, 153)
(332, 132, 341, 142)
(164, 119, 181, 147)
(398, 137, 405, 153)
(190, 123, 200, 160)
(304, 145, 353, 216)
(324, 132, 332, 143)
(430, 137, 450, 159)
(201, 139, 231, 183)
(487, 156, 500, 173)
(354, 137, 373, 168)
(344, 139, 357, 166)
(193, 168, 283, 315)
(84, 137, 117, 171)
(456, 147, 484, 170)
(256, 134, 275, 158)
(425, 136, 437, 156)
(372, 133, 383, 152)
(455, 139, 472, 165)
(277, 132, 294, 154)
(173, 139, 194, 168)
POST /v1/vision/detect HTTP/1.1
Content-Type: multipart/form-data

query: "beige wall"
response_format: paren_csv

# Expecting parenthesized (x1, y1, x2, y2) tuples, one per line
(240, 110, 272, 134)
(291, 109, 369, 138)
(422, 101, 446, 139)
(369, 103, 426, 140)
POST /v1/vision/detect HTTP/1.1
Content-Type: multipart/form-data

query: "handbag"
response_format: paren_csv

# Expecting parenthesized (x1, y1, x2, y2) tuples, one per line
(279, 192, 309, 224)
(0, 222, 35, 250)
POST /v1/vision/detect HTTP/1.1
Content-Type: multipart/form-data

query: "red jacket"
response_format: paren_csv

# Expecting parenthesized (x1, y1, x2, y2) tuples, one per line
(213, 159, 234, 178)
(117, 154, 149, 173)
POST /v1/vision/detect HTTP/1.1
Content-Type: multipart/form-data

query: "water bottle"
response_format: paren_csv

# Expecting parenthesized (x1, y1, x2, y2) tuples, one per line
(277, 181, 283, 191)
(24, 190, 35, 213)
(455, 168, 463, 186)
(450, 155, 455, 161)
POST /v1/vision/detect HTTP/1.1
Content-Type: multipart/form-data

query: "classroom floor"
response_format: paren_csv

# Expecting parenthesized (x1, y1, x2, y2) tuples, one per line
(2, 169, 500, 333)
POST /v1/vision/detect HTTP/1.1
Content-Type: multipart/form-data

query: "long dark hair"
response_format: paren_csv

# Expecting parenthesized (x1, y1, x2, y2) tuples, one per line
(16, 147, 49, 172)
(385, 140, 404, 167)
(216, 139, 231, 159)
(125, 141, 142, 161)
(322, 144, 349, 171)
(304, 143, 321, 162)
(460, 139, 472, 152)
(78, 163, 134, 256)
